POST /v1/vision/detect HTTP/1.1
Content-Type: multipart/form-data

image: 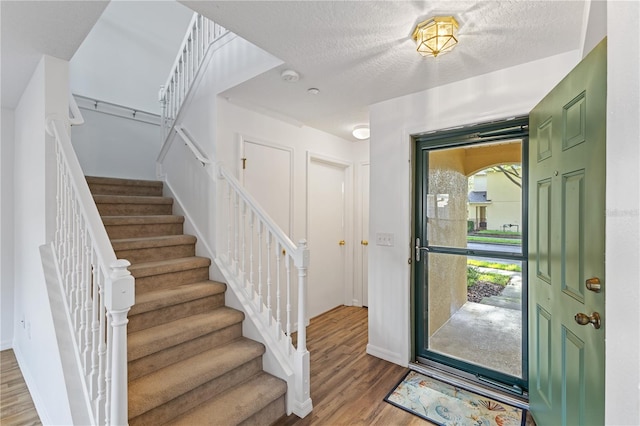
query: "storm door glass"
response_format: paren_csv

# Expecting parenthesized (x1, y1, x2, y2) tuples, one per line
(415, 133, 527, 391)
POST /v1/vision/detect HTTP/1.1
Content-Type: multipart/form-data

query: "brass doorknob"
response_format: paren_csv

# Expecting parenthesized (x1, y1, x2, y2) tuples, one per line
(339, 240, 346, 246)
(586, 277, 601, 293)
(361, 240, 369, 246)
(574, 312, 601, 329)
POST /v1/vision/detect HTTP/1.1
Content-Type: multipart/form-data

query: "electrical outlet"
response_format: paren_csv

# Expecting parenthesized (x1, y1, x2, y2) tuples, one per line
(375, 232, 394, 246)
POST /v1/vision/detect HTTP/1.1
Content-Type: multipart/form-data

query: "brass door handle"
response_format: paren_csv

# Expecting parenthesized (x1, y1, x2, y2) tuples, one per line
(361, 240, 369, 246)
(575, 312, 601, 329)
(339, 240, 346, 246)
(586, 277, 601, 293)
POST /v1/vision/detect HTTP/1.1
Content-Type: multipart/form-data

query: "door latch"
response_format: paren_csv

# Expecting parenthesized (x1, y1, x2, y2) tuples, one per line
(415, 238, 429, 262)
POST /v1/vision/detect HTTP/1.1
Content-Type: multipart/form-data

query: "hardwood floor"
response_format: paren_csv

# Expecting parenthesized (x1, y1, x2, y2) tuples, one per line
(275, 305, 431, 425)
(0, 349, 42, 425)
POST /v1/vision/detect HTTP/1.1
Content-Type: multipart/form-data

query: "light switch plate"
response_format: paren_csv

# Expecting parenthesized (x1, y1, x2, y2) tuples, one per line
(376, 232, 394, 246)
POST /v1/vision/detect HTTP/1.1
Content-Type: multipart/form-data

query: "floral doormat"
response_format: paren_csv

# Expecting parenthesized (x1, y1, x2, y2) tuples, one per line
(384, 370, 527, 426)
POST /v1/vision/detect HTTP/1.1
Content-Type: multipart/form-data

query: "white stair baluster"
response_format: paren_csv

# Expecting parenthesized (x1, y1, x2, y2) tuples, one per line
(96, 270, 107, 425)
(266, 231, 272, 322)
(258, 221, 263, 311)
(286, 254, 292, 341)
(276, 242, 282, 335)
(249, 211, 255, 296)
(241, 201, 247, 289)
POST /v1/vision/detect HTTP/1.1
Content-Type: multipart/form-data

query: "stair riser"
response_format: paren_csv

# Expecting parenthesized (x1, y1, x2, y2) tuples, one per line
(128, 294, 225, 333)
(115, 245, 195, 264)
(105, 223, 183, 239)
(88, 183, 163, 197)
(128, 324, 243, 381)
(240, 396, 286, 426)
(133, 267, 210, 293)
(97, 203, 173, 216)
(129, 357, 263, 426)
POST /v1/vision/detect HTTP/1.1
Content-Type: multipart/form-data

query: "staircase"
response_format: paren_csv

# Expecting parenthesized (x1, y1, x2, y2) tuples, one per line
(87, 176, 287, 425)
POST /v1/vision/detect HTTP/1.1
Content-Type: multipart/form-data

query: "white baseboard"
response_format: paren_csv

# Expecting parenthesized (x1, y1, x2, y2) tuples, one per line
(366, 344, 408, 367)
(12, 344, 52, 425)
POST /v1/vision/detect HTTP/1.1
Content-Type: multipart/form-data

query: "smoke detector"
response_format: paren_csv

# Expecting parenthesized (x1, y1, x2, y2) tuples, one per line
(281, 69, 300, 83)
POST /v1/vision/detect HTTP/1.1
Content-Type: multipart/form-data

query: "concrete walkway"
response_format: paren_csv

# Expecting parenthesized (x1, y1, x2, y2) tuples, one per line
(429, 274, 523, 377)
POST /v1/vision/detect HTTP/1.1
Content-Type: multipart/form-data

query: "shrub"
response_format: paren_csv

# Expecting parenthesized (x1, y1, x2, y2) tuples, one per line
(467, 266, 480, 287)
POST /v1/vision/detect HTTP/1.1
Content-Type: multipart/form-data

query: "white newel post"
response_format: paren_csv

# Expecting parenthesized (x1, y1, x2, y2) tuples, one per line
(294, 240, 313, 417)
(106, 259, 135, 426)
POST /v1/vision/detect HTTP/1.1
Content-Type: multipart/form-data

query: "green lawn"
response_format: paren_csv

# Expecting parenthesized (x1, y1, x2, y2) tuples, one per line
(467, 259, 522, 272)
(474, 230, 522, 237)
(467, 236, 522, 245)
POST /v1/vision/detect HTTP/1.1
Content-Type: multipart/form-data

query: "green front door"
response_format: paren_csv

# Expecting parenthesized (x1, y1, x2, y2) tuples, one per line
(528, 39, 606, 425)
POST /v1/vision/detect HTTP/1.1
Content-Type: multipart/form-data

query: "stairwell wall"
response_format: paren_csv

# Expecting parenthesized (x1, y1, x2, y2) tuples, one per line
(71, 108, 161, 180)
(159, 33, 282, 284)
(1, 107, 15, 350)
(11, 55, 73, 425)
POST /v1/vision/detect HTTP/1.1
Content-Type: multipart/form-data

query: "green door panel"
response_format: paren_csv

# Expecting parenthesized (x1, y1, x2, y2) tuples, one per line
(528, 38, 606, 426)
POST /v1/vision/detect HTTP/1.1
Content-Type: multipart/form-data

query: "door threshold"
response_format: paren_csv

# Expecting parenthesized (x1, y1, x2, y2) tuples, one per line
(409, 361, 529, 410)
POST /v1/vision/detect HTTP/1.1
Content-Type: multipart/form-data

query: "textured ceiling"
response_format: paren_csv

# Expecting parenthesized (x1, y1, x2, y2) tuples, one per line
(181, 0, 586, 141)
(1, 1, 587, 141)
(1, 1, 109, 108)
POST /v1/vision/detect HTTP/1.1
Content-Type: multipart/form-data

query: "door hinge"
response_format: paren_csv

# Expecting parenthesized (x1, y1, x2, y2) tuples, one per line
(241, 157, 247, 169)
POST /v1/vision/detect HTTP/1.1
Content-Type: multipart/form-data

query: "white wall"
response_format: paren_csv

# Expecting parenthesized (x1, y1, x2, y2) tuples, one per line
(12, 55, 73, 425)
(217, 99, 368, 244)
(159, 34, 283, 284)
(604, 2, 640, 424)
(159, 31, 369, 307)
(582, 0, 607, 59)
(71, 108, 161, 180)
(70, 1, 194, 114)
(217, 99, 370, 312)
(367, 50, 580, 366)
(1, 107, 15, 349)
(158, 32, 369, 391)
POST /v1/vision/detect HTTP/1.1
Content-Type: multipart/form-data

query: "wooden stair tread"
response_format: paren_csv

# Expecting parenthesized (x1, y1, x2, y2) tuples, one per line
(112, 235, 197, 250)
(130, 281, 226, 316)
(167, 372, 287, 426)
(128, 338, 265, 419)
(127, 256, 210, 278)
(102, 215, 184, 225)
(127, 308, 245, 361)
(94, 194, 173, 204)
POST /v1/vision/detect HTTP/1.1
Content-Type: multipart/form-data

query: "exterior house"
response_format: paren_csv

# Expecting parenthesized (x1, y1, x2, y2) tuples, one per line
(1, 1, 639, 425)
(468, 169, 522, 232)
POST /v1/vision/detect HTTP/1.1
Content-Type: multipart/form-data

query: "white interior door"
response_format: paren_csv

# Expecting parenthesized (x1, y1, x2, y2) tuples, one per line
(241, 139, 292, 235)
(308, 157, 349, 318)
(361, 163, 370, 307)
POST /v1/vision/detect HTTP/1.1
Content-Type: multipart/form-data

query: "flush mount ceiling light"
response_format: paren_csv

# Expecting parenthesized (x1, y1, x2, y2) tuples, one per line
(412, 16, 459, 57)
(352, 125, 370, 140)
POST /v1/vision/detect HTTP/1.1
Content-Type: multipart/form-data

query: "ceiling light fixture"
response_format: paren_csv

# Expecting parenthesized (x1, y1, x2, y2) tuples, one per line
(412, 16, 459, 57)
(352, 125, 370, 140)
